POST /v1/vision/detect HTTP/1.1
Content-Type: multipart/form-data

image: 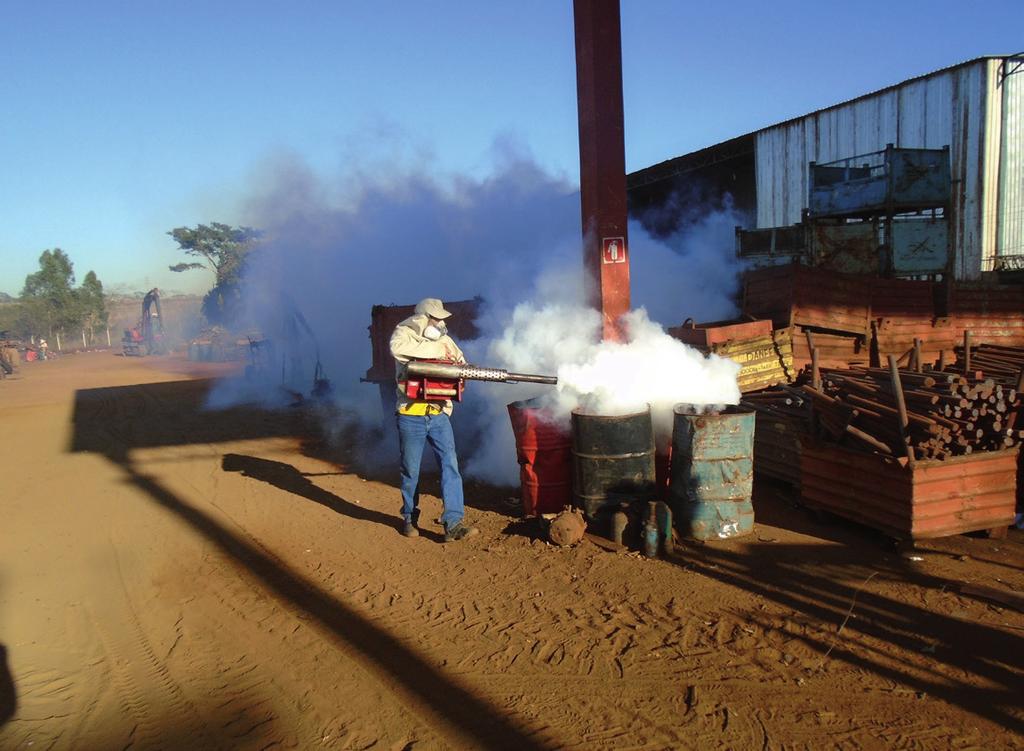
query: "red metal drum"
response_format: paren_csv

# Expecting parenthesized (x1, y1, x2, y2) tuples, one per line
(655, 447, 672, 501)
(508, 399, 572, 517)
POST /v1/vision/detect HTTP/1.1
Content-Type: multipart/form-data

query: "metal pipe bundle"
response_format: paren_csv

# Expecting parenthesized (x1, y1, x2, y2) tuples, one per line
(805, 359, 1022, 459)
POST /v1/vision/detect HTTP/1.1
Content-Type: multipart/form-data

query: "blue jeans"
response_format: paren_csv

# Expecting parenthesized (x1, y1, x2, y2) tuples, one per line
(397, 413, 465, 529)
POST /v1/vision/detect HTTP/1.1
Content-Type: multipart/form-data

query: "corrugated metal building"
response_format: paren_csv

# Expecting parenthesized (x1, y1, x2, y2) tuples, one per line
(628, 55, 1024, 280)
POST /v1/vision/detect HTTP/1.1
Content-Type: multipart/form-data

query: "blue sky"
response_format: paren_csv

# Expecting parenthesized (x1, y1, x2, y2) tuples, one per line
(1, 0, 1019, 296)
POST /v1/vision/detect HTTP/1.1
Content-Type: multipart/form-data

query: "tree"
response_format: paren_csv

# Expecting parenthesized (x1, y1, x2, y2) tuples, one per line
(21, 249, 79, 338)
(168, 223, 261, 287)
(168, 223, 261, 325)
(76, 270, 108, 344)
(17, 250, 109, 345)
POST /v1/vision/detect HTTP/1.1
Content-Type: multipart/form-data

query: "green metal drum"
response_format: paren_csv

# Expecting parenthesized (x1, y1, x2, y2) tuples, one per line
(571, 407, 656, 519)
(670, 405, 756, 540)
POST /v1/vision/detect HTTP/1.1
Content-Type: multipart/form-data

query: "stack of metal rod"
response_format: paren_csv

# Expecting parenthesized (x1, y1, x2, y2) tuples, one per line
(952, 342, 1024, 388)
(740, 386, 812, 420)
(801, 362, 1022, 460)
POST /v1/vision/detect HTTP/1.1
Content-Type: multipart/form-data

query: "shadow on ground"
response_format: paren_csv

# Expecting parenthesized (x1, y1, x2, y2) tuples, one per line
(68, 378, 552, 750)
(221, 453, 444, 542)
(0, 645, 15, 728)
(66, 376, 1024, 740)
(664, 510, 1024, 733)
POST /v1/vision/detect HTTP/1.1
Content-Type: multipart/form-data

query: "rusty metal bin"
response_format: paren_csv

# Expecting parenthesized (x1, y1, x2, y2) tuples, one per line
(801, 442, 1019, 540)
(571, 407, 656, 519)
(667, 318, 794, 393)
(670, 405, 756, 540)
(752, 413, 806, 488)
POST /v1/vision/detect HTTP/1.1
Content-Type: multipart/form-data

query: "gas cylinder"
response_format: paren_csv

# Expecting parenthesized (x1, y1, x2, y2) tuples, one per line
(642, 501, 659, 558)
(656, 501, 674, 554)
(611, 506, 628, 545)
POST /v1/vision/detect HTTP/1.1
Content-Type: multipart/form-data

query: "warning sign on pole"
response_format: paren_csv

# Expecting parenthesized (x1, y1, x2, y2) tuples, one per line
(602, 236, 626, 264)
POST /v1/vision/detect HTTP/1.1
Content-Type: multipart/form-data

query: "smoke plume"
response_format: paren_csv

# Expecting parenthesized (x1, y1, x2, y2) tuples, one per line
(210, 144, 744, 485)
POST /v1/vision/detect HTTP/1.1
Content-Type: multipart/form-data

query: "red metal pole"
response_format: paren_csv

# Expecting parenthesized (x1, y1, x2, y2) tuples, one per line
(574, 0, 630, 341)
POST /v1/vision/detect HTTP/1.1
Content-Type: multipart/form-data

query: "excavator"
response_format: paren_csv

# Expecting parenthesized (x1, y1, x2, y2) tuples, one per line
(122, 288, 166, 356)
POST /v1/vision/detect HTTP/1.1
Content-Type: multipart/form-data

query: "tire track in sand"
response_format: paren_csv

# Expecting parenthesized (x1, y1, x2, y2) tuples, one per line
(81, 541, 213, 749)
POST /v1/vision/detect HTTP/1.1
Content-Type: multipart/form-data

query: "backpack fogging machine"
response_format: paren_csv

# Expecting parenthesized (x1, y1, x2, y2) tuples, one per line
(402, 359, 558, 403)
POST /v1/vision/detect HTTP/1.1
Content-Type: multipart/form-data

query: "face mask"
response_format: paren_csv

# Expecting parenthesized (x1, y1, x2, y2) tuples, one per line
(423, 324, 442, 341)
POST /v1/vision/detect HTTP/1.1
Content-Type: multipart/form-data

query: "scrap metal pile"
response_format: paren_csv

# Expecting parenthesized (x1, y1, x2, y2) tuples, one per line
(806, 364, 1021, 460)
(743, 342, 1024, 465)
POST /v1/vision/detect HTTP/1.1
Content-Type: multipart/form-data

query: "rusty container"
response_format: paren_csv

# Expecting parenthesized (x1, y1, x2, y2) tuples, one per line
(948, 282, 1024, 347)
(742, 264, 873, 337)
(752, 413, 806, 488)
(668, 318, 794, 393)
(801, 443, 1019, 540)
(571, 407, 656, 519)
(654, 448, 672, 500)
(670, 405, 756, 540)
(669, 318, 773, 347)
(710, 329, 794, 393)
(507, 399, 572, 517)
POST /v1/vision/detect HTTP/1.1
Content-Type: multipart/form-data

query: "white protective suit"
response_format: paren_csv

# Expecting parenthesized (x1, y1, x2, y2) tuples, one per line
(390, 313, 466, 416)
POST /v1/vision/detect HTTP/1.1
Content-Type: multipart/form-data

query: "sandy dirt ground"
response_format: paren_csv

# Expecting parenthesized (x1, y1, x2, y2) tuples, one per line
(1, 351, 1022, 750)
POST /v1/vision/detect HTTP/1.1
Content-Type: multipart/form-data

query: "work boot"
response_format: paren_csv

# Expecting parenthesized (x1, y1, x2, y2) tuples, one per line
(401, 521, 419, 538)
(444, 521, 479, 542)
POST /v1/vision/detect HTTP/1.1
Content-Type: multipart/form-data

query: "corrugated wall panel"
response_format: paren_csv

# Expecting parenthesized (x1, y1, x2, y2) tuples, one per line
(982, 59, 1004, 268)
(951, 63, 986, 278)
(897, 80, 927, 147)
(877, 94, 900, 150)
(928, 74, 954, 148)
(998, 61, 1024, 261)
(755, 59, 991, 279)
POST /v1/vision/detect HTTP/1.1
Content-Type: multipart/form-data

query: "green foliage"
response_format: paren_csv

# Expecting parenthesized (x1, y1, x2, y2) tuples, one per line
(168, 262, 206, 273)
(167, 223, 261, 288)
(77, 270, 108, 341)
(201, 283, 243, 326)
(21, 249, 79, 337)
(0, 301, 31, 337)
(15, 249, 108, 343)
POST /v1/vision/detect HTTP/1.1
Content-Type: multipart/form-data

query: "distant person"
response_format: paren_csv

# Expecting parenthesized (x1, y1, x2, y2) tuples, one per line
(389, 298, 477, 542)
(38, 338, 48, 360)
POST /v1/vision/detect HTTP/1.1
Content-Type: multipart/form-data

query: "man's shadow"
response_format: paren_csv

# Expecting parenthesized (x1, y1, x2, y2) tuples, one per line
(221, 454, 444, 542)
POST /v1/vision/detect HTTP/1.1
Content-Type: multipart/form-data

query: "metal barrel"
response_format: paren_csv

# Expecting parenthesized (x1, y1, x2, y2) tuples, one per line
(571, 407, 656, 519)
(669, 405, 756, 541)
(507, 398, 572, 517)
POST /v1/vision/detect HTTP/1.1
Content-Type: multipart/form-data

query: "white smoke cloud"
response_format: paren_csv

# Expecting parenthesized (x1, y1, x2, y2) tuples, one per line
(461, 303, 742, 483)
(207, 143, 745, 485)
(557, 309, 741, 413)
(629, 205, 744, 325)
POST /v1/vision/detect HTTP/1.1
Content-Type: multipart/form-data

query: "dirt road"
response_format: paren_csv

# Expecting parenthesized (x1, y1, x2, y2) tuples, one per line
(1, 352, 1022, 749)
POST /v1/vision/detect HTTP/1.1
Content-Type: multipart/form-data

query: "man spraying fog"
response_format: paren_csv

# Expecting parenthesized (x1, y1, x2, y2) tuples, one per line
(390, 298, 478, 542)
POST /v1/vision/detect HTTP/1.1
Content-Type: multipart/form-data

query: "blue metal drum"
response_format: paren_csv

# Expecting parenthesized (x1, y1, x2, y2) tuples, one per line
(670, 405, 756, 540)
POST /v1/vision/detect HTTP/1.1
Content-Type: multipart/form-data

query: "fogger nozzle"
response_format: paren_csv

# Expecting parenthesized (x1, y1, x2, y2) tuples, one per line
(405, 360, 558, 386)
